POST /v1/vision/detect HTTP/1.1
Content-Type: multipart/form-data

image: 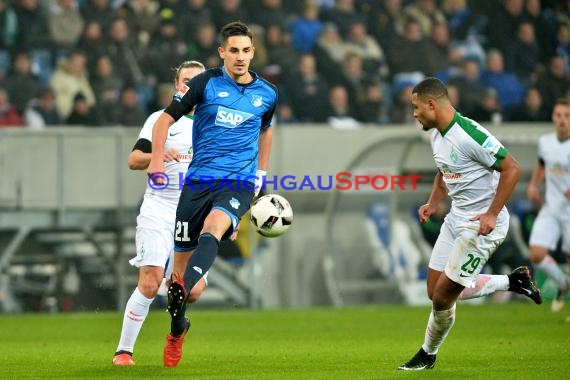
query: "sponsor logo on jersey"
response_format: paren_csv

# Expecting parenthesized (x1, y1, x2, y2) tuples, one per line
(229, 197, 240, 209)
(251, 95, 263, 107)
(215, 106, 254, 128)
(176, 153, 192, 162)
(218, 91, 230, 98)
(482, 136, 501, 155)
(440, 164, 462, 180)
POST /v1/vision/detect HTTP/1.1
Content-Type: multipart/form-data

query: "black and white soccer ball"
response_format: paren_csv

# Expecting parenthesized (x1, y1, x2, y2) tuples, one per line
(249, 194, 293, 238)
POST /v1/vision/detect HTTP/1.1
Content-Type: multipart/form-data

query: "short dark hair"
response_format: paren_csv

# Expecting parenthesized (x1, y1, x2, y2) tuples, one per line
(412, 77, 448, 100)
(220, 21, 253, 45)
(555, 98, 570, 107)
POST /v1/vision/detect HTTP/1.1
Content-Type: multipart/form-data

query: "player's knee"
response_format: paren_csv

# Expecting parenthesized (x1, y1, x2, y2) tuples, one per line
(431, 294, 454, 311)
(138, 279, 161, 298)
(529, 246, 547, 263)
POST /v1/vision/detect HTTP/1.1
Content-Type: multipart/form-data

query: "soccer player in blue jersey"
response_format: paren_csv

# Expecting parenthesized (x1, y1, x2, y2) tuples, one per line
(147, 21, 278, 367)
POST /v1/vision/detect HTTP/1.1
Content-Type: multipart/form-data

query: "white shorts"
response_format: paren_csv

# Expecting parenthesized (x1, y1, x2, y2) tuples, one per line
(429, 208, 509, 288)
(529, 206, 570, 252)
(129, 194, 209, 284)
(129, 194, 177, 277)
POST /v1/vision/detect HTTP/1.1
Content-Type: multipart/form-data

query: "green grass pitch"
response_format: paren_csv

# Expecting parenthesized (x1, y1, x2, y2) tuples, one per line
(1, 303, 568, 379)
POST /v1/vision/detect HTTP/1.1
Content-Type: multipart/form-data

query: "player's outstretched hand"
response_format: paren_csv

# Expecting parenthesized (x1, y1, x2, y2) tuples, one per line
(418, 203, 433, 224)
(470, 212, 497, 236)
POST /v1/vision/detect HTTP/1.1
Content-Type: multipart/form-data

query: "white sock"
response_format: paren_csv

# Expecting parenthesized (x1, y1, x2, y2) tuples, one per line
(422, 304, 456, 355)
(116, 287, 154, 354)
(459, 274, 509, 300)
(536, 255, 569, 289)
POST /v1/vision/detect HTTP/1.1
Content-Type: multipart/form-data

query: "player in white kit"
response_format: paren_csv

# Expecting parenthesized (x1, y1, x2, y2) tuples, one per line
(398, 77, 541, 371)
(527, 98, 570, 312)
(113, 61, 207, 366)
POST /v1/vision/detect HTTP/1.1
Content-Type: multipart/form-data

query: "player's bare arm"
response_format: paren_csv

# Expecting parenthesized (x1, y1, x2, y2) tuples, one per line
(527, 161, 545, 205)
(257, 128, 273, 171)
(147, 112, 175, 182)
(471, 154, 521, 235)
(419, 171, 448, 224)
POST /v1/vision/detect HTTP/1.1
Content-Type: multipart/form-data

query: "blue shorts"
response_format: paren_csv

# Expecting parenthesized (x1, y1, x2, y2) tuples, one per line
(173, 180, 254, 251)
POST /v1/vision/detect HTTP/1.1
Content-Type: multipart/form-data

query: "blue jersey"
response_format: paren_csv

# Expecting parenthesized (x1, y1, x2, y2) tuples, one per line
(165, 67, 277, 184)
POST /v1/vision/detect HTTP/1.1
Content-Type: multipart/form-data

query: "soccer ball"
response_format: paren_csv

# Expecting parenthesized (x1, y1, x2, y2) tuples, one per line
(249, 194, 293, 238)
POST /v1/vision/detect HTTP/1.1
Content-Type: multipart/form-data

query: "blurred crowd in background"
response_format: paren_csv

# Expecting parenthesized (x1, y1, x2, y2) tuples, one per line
(0, 0, 569, 129)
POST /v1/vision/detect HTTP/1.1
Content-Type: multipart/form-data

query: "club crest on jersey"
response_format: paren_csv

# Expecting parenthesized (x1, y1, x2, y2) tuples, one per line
(218, 91, 229, 98)
(229, 197, 240, 209)
(251, 95, 263, 107)
(174, 84, 189, 101)
(215, 106, 254, 128)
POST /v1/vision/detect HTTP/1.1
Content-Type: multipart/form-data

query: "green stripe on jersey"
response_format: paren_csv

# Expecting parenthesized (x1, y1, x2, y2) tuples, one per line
(454, 112, 488, 145)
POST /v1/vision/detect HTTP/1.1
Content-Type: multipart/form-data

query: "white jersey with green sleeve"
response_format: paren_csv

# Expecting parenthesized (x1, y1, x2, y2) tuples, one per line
(430, 112, 509, 217)
(538, 133, 570, 213)
(138, 110, 194, 199)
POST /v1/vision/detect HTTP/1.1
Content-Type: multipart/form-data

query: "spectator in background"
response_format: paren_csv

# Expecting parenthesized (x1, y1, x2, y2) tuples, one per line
(536, 55, 570, 114)
(211, 0, 248, 31)
(47, 0, 85, 53)
(555, 23, 570, 73)
(339, 52, 371, 111)
(175, 0, 212, 43)
(313, 22, 349, 80)
(115, 86, 146, 126)
(486, 0, 524, 54)
(90, 55, 124, 121)
(264, 24, 298, 84)
(80, 0, 115, 30)
(344, 20, 389, 80)
(186, 21, 219, 69)
(66, 92, 101, 126)
(386, 19, 433, 77)
(402, 0, 446, 38)
(449, 59, 487, 117)
(326, 84, 361, 129)
(510, 87, 550, 122)
(425, 22, 453, 77)
(366, 0, 403, 50)
(78, 21, 108, 73)
(251, 0, 288, 31)
(3, 52, 41, 114)
(481, 49, 524, 115)
(321, 0, 363, 38)
(49, 50, 96, 119)
(14, 0, 51, 50)
(120, 0, 161, 48)
(24, 86, 62, 128)
(359, 81, 389, 124)
(523, 0, 558, 64)
(0, 0, 19, 52)
(390, 83, 415, 125)
(470, 87, 503, 124)
(442, 0, 484, 42)
(283, 53, 330, 122)
(290, 1, 322, 54)
(505, 21, 540, 86)
(0, 87, 24, 127)
(106, 17, 145, 86)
